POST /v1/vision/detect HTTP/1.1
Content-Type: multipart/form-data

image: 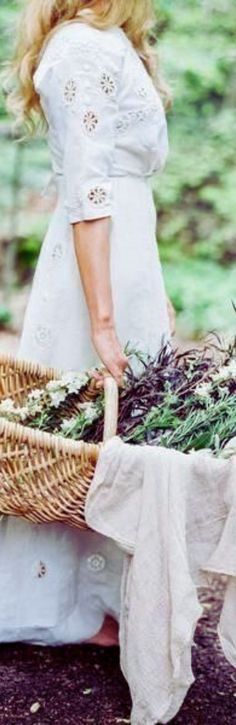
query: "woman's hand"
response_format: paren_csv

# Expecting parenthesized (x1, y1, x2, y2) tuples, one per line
(166, 296, 176, 337)
(91, 323, 129, 387)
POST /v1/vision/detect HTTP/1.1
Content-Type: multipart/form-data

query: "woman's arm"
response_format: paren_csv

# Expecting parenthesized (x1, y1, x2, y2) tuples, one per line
(47, 27, 129, 383)
(73, 217, 128, 386)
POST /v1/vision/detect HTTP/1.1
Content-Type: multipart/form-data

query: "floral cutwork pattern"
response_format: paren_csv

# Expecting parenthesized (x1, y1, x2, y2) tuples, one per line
(87, 187, 107, 205)
(82, 110, 99, 135)
(33, 561, 47, 579)
(100, 72, 117, 97)
(116, 116, 130, 134)
(63, 78, 77, 105)
(136, 86, 148, 98)
(52, 244, 63, 260)
(116, 105, 159, 134)
(34, 325, 53, 348)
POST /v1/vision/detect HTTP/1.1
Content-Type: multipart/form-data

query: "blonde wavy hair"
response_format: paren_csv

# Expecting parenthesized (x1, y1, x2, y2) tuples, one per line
(6, 0, 171, 130)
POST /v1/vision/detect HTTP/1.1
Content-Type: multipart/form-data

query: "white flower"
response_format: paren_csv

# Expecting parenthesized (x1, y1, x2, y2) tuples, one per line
(48, 390, 67, 408)
(60, 418, 75, 434)
(0, 398, 15, 414)
(46, 380, 64, 393)
(28, 402, 43, 416)
(226, 359, 236, 377)
(0, 400, 30, 422)
(211, 362, 236, 383)
(28, 389, 44, 402)
(218, 385, 229, 398)
(80, 402, 98, 423)
(61, 371, 89, 394)
(46, 371, 89, 398)
(211, 366, 229, 383)
(15, 406, 29, 422)
(194, 382, 212, 400)
(27, 389, 44, 416)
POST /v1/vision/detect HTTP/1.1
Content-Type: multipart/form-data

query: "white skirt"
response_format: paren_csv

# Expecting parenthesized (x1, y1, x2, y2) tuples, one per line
(0, 176, 170, 645)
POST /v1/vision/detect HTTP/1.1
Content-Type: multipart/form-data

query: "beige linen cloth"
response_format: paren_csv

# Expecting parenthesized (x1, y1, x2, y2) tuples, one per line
(85, 437, 236, 725)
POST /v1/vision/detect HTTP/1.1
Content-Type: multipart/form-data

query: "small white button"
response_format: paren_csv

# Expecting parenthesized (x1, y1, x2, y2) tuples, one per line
(87, 554, 106, 572)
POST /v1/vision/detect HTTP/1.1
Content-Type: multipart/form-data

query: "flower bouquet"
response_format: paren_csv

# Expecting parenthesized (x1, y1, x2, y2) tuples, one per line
(1, 339, 236, 455)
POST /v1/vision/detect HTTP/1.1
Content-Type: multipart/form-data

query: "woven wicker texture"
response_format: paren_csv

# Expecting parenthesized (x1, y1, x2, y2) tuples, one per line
(0, 355, 118, 530)
(0, 354, 61, 404)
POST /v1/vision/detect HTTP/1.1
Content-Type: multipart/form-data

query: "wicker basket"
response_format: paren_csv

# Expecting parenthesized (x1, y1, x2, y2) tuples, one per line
(0, 354, 118, 530)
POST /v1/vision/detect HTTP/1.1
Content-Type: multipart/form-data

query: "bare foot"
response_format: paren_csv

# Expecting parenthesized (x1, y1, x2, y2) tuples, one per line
(84, 615, 119, 647)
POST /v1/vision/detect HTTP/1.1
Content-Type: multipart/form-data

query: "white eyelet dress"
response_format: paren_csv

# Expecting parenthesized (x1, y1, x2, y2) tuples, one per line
(0, 23, 170, 645)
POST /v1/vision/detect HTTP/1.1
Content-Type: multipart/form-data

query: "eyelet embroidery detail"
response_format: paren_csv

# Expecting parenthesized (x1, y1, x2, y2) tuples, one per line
(116, 105, 159, 134)
(83, 110, 99, 135)
(35, 325, 53, 348)
(63, 79, 77, 105)
(100, 72, 116, 96)
(136, 86, 148, 98)
(32, 561, 47, 578)
(41, 38, 119, 108)
(88, 187, 107, 205)
(116, 116, 130, 134)
(52, 244, 63, 260)
(87, 553, 106, 572)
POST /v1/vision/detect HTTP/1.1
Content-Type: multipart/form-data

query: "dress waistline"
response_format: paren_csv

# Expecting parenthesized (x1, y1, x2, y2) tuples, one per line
(41, 171, 153, 199)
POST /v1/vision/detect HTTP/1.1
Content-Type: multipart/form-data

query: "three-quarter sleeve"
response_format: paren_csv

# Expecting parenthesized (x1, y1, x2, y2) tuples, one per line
(50, 27, 125, 223)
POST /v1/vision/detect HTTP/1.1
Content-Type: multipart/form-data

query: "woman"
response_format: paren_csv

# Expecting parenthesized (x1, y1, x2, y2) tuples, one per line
(1, 0, 174, 646)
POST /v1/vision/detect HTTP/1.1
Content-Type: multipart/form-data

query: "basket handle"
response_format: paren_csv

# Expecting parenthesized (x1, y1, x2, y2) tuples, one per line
(103, 375, 119, 442)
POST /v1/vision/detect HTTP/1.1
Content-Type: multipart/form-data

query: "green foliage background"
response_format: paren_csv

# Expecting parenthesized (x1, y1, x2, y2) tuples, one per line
(153, 0, 236, 336)
(155, 0, 236, 265)
(0, 0, 236, 338)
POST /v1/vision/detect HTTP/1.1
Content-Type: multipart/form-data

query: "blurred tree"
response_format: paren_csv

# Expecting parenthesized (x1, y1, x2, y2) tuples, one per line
(154, 0, 236, 265)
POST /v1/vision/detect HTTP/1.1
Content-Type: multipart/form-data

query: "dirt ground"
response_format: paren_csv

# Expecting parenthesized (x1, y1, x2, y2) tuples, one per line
(0, 293, 236, 724)
(0, 579, 236, 725)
